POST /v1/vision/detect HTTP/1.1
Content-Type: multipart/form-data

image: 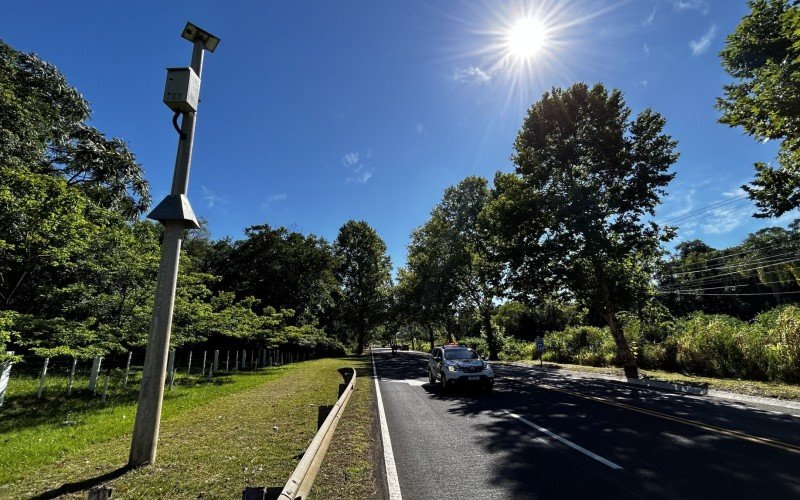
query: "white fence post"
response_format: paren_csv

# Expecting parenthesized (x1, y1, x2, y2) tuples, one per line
(213, 350, 219, 373)
(67, 357, 78, 395)
(201, 351, 207, 377)
(88, 356, 103, 393)
(37, 357, 50, 399)
(101, 369, 110, 403)
(187, 350, 193, 376)
(226, 350, 230, 371)
(167, 349, 176, 389)
(241, 349, 246, 369)
(234, 351, 239, 372)
(0, 352, 14, 406)
(123, 351, 132, 385)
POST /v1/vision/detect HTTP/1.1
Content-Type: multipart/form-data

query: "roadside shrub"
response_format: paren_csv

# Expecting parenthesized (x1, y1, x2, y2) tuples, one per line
(672, 312, 748, 377)
(543, 326, 615, 366)
(758, 305, 800, 382)
(457, 336, 488, 357)
(499, 338, 535, 361)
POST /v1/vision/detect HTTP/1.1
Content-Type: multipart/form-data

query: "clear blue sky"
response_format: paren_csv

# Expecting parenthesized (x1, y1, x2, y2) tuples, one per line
(2, 1, 795, 270)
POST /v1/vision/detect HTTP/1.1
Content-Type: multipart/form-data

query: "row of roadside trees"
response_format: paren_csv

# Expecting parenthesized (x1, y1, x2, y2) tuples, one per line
(0, 39, 393, 369)
(394, 1, 800, 379)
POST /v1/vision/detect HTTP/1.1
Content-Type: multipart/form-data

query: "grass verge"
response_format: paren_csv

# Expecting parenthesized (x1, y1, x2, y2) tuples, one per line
(505, 360, 800, 401)
(0, 357, 377, 499)
(309, 358, 379, 500)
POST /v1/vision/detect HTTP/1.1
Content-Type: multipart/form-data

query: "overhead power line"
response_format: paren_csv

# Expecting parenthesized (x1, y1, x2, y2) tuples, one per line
(661, 278, 800, 293)
(660, 290, 800, 296)
(660, 194, 749, 224)
(666, 241, 791, 270)
(667, 249, 800, 277)
(660, 257, 800, 287)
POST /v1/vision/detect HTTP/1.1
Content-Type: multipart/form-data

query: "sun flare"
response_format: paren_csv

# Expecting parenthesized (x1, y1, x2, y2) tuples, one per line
(507, 18, 548, 59)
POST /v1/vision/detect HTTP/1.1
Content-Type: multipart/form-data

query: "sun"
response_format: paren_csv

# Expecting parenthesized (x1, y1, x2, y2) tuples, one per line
(507, 17, 548, 59)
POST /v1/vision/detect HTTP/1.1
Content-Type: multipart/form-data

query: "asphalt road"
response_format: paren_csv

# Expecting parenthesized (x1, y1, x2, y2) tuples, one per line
(371, 347, 800, 499)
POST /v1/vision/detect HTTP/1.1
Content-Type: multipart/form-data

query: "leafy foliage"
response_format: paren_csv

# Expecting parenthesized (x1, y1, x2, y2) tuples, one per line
(718, 0, 800, 216)
(333, 220, 392, 354)
(491, 82, 679, 377)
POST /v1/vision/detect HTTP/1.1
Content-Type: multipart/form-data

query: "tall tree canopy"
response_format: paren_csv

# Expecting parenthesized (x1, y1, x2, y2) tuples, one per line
(404, 177, 505, 358)
(224, 224, 338, 325)
(491, 83, 678, 377)
(0, 40, 149, 219)
(334, 220, 392, 354)
(718, 0, 800, 217)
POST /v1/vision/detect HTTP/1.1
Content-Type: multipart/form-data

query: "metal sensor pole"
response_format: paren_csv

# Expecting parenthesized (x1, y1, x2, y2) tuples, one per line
(129, 22, 219, 468)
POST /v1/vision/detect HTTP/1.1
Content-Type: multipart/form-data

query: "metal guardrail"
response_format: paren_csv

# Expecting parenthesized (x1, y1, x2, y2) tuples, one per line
(277, 366, 356, 500)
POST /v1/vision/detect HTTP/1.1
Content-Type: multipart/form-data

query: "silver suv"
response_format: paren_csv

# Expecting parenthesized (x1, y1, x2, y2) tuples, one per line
(428, 344, 494, 392)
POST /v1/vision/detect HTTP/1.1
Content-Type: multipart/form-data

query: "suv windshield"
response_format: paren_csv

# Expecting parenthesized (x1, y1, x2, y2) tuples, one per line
(444, 349, 479, 360)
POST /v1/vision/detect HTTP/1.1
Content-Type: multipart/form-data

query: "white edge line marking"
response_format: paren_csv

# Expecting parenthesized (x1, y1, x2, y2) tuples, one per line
(372, 350, 403, 500)
(503, 410, 623, 470)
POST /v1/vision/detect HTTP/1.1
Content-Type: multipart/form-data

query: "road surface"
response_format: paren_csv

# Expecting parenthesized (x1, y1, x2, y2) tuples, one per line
(371, 347, 800, 499)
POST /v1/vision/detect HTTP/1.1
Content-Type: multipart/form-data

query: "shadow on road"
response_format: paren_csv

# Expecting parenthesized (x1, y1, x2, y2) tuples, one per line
(375, 350, 800, 499)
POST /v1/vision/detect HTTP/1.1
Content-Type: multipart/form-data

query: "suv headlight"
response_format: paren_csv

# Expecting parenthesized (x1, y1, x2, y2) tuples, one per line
(483, 362, 492, 371)
(446, 364, 458, 372)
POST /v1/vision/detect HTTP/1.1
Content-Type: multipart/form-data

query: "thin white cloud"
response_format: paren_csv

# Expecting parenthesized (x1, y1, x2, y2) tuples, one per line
(341, 152, 360, 167)
(347, 164, 375, 185)
(662, 188, 696, 219)
(674, 0, 709, 15)
(689, 24, 717, 56)
(643, 5, 657, 26)
(453, 66, 493, 83)
(415, 123, 424, 134)
(722, 187, 747, 198)
(643, 43, 651, 56)
(701, 207, 750, 234)
(201, 185, 226, 209)
(260, 193, 287, 210)
(341, 150, 375, 184)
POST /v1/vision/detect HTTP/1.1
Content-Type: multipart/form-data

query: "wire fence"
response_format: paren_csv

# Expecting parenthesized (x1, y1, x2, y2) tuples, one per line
(0, 346, 315, 407)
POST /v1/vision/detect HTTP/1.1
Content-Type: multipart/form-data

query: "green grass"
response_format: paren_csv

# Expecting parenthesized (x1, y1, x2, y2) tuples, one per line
(505, 360, 800, 401)
(310, 359, 379, 500)
(0, 357, 377, 499)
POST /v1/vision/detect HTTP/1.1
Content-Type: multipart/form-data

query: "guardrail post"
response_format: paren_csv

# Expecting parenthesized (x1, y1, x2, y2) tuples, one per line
(87, 485, 113, 499)
(242, 486, 266, 500)
(317, 405, 333, 429)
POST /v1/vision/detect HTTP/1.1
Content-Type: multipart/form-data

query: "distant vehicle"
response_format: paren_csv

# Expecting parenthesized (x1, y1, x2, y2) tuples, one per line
(428, 344, 493, 392)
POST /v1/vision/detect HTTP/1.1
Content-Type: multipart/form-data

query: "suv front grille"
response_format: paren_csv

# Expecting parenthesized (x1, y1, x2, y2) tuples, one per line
(462, 365, 483, 373)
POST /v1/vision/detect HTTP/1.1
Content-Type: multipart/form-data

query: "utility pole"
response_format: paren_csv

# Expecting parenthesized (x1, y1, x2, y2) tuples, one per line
(129, 22, 220, 468)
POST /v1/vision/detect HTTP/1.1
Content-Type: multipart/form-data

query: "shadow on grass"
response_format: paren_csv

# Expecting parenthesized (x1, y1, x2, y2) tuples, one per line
(0, 371, 264, 435)
(31, 464, 132, 499)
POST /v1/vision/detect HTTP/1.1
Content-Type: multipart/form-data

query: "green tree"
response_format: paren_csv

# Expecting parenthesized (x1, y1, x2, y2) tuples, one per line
(0, 40, 149, 219)
(494, 83, 678, 378)
(224, 224, 338, 325)
(718, 0, 800, 217)
(334, 220, 392, 354)
(412, 177, 505, 358)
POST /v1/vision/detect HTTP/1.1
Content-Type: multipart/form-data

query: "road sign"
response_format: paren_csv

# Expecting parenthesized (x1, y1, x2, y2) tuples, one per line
(536, 337, 544, 352)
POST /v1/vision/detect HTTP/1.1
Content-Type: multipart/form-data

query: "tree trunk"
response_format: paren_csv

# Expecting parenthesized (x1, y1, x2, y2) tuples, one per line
(482, 306, 499, 360)
(599, 279, 638, 378)
(425, 324, 435, 352)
